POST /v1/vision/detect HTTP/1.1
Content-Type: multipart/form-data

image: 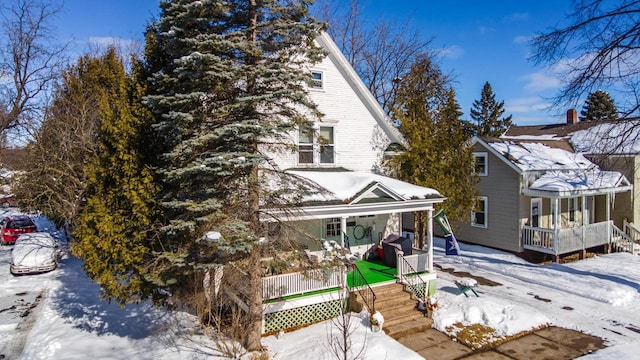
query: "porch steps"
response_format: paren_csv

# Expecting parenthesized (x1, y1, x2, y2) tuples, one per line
(371, 283, 433, 339)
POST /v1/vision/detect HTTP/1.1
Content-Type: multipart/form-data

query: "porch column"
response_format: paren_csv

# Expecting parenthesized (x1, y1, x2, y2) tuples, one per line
(341, 217, 347, 249)
(607, 193, 611, 247)
(581, 195, 587, 259)
(427, 208, 433, 272)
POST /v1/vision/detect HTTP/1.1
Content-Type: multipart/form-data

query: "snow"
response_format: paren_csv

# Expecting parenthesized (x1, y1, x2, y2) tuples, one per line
(529, 169, 628, 192)
(287, 170, 442, 202)
(488, 141, 592, 171)
(570, 120, 640, 154)
(1, 212, 640, 358)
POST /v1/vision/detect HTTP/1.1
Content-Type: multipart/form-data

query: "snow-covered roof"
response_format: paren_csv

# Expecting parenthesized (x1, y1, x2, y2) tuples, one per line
(487, 141, 593, 171)
(287, 169, 442, 202)
(569, 121, 640, 154)
(262, 169, 444, 221)
(501, 119, 640, 155)
(527, 170, 631, 195)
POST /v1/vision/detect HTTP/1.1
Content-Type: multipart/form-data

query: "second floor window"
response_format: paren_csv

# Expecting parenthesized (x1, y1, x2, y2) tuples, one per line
(319, 126, 334, 164)
(298, 127, 314, 164)
(298, 126, 335, 165)
(311, 71, 323, 89)
(473, 152, 488, 176)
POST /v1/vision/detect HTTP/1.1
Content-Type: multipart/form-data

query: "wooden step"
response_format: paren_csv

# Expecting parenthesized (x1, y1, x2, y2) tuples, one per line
(384, 317, 433, 339)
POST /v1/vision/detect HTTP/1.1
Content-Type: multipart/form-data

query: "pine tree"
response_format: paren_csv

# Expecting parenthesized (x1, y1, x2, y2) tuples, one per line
(387, 55, 477, 246)
(142, 0, 325, 350)
(468, 81, 513, 137)
(580, 89, 618, 121)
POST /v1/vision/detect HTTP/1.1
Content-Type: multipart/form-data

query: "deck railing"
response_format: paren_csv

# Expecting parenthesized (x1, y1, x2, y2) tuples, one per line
(262, 268, 344, 300)
(624, 219, 640, 242)
(523, 221, 613, 255)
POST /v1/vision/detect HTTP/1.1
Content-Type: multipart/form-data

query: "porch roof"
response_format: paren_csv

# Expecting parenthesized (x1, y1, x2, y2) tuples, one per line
(261, 169, 445, 221)
(522, 169, 632, 198)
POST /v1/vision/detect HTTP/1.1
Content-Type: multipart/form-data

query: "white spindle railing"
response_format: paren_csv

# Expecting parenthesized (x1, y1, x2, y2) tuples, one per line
(262, 268, 344, 300)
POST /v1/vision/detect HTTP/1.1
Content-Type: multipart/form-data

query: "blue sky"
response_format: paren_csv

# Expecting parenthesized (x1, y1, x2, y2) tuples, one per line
(54, 0, 577, 125)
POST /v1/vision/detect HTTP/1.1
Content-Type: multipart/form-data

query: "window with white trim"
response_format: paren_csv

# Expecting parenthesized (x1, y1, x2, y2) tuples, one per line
(473, 152, 488, 176)
(311, 71, 323, 89)
(471, 196, 488, 228)
(298, 126, 314, 164)
(325, 218, 341, 237)
(568, 197, 578, 222)
(319, 126, 334, 164)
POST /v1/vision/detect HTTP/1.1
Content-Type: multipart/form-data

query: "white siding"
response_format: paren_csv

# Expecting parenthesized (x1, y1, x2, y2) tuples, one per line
(269, 52, 392, 172)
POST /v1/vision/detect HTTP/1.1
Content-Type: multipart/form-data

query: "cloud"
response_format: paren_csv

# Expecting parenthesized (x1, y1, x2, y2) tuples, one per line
(513, 35, 531, 45)
(477, 25, 494, 34)
(505, 12, 529, 22)
(521, 71, 562, 92)
(506, 96, 552, 114)
(437, 45, 464, 60)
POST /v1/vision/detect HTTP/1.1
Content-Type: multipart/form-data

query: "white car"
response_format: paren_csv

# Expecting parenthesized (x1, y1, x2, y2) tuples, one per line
(10, 232, 58, 275)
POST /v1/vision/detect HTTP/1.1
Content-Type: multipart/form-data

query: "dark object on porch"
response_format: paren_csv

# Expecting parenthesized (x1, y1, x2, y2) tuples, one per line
(381, 234, 412, 267)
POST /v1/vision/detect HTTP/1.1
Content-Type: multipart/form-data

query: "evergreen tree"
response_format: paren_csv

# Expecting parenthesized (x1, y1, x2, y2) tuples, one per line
(387, 55, 477, 247)
(72, 47, 161, 305)
(580, 89, 618, 121)
(142, 0, 325, 350)
(14, 50, 114, 232)
(468, 81, 512, 137)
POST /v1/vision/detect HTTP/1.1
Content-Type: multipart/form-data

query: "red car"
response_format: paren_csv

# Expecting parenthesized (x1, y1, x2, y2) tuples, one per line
(1, 215, 37, 245)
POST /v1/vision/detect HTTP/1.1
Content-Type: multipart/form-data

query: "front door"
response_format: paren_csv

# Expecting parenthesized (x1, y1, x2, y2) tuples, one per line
(531, 198, 542, 228)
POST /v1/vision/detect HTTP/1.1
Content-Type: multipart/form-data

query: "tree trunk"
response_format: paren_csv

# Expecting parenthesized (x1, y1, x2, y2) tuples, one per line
(414, 211, 425, 249)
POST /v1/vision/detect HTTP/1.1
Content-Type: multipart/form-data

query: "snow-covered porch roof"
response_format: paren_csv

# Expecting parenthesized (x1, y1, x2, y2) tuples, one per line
(261, 169, 445, 221)
(522, 169, 632, 198)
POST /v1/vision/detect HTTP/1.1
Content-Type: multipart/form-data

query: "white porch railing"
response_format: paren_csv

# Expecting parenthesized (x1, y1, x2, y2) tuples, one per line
(262, 268, 344, 300)
(624, 219, 640, 242)
(398, 249, 430, 277)
(522, 221, 612, 255)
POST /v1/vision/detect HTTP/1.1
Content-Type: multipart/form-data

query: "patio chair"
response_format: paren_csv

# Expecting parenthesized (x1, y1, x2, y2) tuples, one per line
(454, 278, 479, 297)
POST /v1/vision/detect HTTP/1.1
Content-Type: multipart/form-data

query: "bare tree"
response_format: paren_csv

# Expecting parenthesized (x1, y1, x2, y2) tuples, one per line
(530, 0, 640, 116)
(0, 0, 67, 143)
(314, 0, 433, 114)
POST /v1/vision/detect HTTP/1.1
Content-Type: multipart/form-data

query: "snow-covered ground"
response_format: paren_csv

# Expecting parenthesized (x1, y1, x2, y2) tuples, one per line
(0, 209, 639, 359)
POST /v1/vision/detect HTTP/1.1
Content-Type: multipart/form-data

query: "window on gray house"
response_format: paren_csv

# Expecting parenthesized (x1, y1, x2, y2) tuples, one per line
(471, 196, 487, 228)
(473, 152, 488, 176)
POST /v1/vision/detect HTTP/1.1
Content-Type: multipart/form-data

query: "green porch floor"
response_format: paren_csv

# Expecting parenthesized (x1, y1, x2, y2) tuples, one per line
(347, 259, 397, 287)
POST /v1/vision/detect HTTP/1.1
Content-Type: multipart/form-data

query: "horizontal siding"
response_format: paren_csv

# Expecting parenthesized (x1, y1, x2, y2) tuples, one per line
(456, 143, 523, 252)
(270, 53, 390, 172)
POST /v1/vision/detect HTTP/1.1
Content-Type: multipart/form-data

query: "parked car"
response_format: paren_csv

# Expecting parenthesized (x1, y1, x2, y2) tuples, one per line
(10, 232, 58, 275)
(0, 215, 37, 245)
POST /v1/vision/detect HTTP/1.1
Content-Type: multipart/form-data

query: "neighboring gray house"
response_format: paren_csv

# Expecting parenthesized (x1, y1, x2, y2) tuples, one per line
(456, 110, 635, 261)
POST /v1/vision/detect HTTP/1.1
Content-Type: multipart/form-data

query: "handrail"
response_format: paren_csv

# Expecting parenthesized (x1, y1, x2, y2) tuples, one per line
(624, 219, 640, 242)
(612, 223, 637, 254)
(351, 263, 376, 314)
(398, 252, 428, 303)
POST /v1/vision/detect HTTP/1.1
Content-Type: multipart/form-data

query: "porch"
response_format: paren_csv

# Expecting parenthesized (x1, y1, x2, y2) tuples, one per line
(258, 248, 435, 334)
(522, 220, 616, 256)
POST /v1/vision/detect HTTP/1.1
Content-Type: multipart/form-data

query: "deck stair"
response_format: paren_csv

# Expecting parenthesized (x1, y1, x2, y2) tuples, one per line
(371, 283, 433, 339)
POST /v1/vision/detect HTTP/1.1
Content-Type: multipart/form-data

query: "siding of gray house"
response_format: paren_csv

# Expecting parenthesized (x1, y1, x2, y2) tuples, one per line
(455, 142, 524, 253)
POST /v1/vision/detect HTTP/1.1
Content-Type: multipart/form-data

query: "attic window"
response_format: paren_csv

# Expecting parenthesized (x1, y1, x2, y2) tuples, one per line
(473, 152, 488, 176)
(311, 71, 323, 89)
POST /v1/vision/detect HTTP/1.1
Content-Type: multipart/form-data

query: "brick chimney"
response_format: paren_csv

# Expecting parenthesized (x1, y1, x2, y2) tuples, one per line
(566, 108, 578, 124)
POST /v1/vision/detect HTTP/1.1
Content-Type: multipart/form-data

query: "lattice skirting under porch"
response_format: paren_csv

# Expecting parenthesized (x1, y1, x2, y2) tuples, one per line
(263, 299, 343, 335)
